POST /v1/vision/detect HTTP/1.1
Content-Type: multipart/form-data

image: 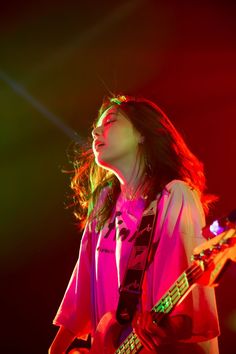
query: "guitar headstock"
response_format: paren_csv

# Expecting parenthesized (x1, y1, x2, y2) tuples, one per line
(191, 228, 236, 287)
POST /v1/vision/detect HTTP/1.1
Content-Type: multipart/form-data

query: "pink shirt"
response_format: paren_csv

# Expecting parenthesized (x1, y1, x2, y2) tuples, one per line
(53, 180, 220, 353)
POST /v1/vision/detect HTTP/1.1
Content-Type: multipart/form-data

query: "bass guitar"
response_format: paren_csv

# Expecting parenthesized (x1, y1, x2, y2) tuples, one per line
(70, 226, 236, 354)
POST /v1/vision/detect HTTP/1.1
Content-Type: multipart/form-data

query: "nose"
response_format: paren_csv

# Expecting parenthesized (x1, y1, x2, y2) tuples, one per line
(92, 125, 103, 138)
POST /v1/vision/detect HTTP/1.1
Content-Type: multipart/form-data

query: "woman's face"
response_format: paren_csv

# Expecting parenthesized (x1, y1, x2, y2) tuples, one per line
(92, 105, 143, 170)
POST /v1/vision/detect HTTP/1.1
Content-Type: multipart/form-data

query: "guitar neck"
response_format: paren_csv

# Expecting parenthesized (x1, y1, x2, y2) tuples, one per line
(115, 263, 203, 354)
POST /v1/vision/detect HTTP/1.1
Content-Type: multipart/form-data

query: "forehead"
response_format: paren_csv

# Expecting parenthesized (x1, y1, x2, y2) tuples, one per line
(95, 106, 118, 126)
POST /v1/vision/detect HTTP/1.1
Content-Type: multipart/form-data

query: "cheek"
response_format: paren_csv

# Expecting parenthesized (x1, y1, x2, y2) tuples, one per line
(110, 137, 138, 156)
(106, 125, 137, 144)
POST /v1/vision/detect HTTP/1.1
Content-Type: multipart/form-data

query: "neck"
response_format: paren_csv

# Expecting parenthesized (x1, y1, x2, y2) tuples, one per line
(100, 149, 147, 199)
(120, 175, 146, 199)
(114, 158, 146, 200)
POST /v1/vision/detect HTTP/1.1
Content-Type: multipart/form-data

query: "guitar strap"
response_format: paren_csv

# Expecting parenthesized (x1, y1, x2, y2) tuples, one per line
(116, 198, 159, 325)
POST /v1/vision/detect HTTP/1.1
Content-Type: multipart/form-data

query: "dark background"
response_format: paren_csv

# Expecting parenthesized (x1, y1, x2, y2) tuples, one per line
(1, 1, 236, 353)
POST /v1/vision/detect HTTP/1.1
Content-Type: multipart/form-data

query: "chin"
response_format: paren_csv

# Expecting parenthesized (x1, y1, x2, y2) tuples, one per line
(96, 156, 109, 167)
(95, 157, 115, 172)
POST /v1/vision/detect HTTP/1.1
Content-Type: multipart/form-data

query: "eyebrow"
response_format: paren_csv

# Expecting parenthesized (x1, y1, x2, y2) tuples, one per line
(104, 112, 116, 120)
(95, 112, 116, 128)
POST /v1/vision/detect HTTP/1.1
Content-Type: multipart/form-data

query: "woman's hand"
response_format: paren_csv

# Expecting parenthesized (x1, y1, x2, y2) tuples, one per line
(132, 311, 192, 352)
(132, 311, 169, 351)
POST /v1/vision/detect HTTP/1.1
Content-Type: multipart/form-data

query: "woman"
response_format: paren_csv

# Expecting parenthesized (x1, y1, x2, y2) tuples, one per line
(49, 95, 220, 353)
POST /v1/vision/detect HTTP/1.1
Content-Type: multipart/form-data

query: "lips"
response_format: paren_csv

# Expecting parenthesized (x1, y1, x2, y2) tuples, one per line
(94, 140, 105, 150)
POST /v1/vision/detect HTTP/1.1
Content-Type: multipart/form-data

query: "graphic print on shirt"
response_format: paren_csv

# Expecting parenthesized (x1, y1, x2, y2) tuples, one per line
(101, 211, 134, 242)
(96, 206, 158, 270)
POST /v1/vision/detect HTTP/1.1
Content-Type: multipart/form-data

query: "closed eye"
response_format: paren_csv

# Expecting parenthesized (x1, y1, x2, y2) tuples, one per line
(104, 119, 116, 126)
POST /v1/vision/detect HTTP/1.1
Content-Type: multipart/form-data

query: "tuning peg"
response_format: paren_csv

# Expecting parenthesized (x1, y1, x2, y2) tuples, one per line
(212, 243, 223, 251)
(191, 247, 215, 261)
(191, 251, 205, 261)
(219, 238, 230, 246)
(191, 254, 200, 261)
(204, 248, 213, 256)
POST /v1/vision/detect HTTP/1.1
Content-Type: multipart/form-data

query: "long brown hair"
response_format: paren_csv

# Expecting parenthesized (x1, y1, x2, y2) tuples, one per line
(70, 95, 213, 230)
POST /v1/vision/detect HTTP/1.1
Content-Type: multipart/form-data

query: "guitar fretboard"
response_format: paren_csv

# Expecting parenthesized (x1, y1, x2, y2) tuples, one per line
(115, 263, 203, 354)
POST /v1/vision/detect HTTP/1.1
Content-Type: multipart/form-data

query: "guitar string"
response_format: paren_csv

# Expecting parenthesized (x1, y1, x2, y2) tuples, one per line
(116, 265, 201, 353)
(115, 235, 236, 353)
(116, 263, 204, 353)
(152, 264, 203, 316)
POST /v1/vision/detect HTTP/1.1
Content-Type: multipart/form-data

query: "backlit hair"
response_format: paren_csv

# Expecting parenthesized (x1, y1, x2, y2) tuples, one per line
(70, 95, 215, 230)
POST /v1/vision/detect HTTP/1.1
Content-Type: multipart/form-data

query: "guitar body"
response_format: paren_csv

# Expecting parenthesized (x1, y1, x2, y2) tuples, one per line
(90, 312, 121, 354)
(68, 349, 90, 354)
(90, 312, 151, 354)
(68, 311, 151, 354)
